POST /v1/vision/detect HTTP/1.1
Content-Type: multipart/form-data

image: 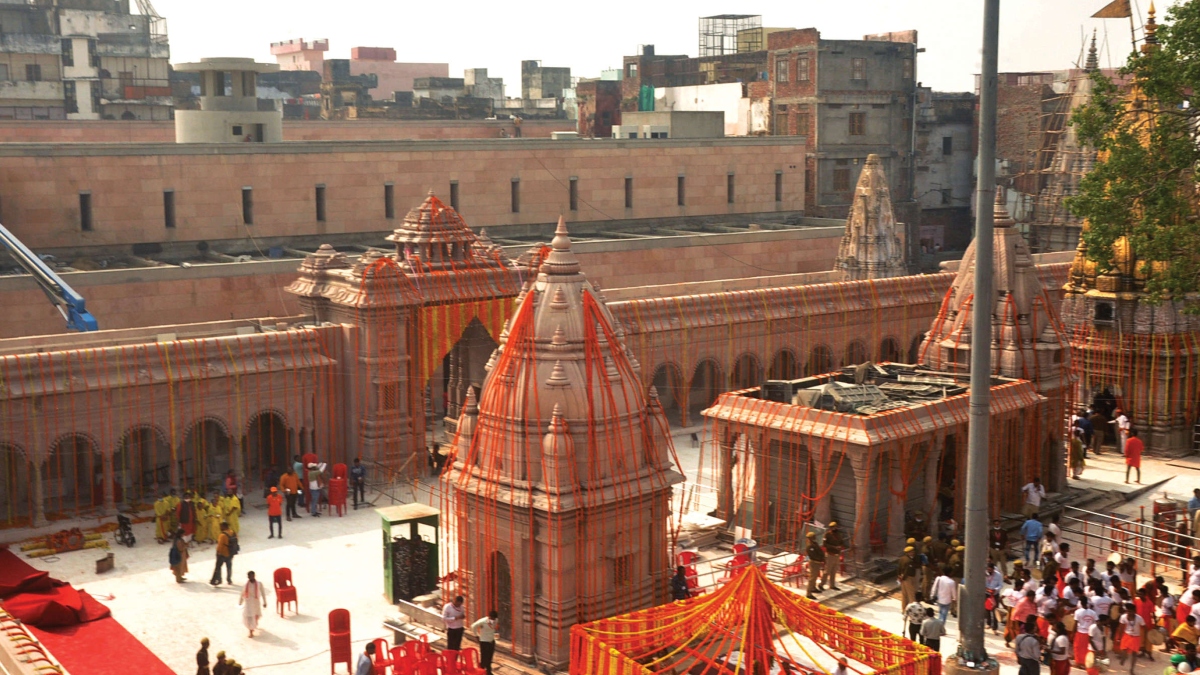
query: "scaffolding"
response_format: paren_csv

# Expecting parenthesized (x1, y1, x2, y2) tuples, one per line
(699, 14, 761, 57)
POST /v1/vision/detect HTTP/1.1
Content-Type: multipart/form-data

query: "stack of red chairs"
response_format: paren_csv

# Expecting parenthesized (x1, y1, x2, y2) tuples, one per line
(328, 463, 349, 516)
(384, 640, 486, 675)
(718, 544, 752, 584)
(328, 609, 351, 674)
(371, 638, 394, 673)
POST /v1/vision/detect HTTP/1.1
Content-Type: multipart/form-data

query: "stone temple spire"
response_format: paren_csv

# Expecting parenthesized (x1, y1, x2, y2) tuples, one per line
(920, 187, 1069, 394)
(833, 154, 907, 281)
(1086, 30, 1099, 71)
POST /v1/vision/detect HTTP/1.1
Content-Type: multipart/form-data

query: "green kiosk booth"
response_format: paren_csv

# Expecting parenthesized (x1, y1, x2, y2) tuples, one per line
(377, 503, 440, 603)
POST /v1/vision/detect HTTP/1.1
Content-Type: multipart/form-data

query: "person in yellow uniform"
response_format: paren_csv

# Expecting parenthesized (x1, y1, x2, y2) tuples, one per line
(922, 535, 937, 597)
(193, 495, 211, 544)
(898, 546, 918, 610)
(207, 491, 223, 543)
(221, 492, 241, 536)
(154, 494, 172, 542)
(163, 489, 181, 538)
(805, 531, 825, 600)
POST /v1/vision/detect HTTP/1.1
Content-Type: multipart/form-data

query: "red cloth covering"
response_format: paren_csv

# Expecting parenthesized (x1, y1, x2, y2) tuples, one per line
(0, 548, 109, 627)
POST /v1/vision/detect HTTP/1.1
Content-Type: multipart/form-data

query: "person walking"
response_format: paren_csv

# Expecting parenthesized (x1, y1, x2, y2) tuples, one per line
(1074, 597, 1099, 664)
(279, 467, 301, 520)
(197, 637, 211, 675)
(238, 571, 267, 638)
(355, 642, 376, 675)
(805, 531, 825, 600)
(930, 567, 957, 623)
(1050, 621, 1072, 675)
(904, 591, 927, 642)
(306, 463, 325, 517)
(443, 595, 466, 650)
(1014, 618, 1043, 675)
(1089, 408, 1108, 455)
(898, 546, 918, 611)
(1124, 429, 1143, 484)
(1088, 616, 1111, 675)
(211, 522, 235, 586)
(471, 610, 498, 675)
(350, 458, 367, 510)
(1021, 478, 1046, 517)
(1020, 512, 1043, 566)
(1070, 429, 1087, 479)
(920, 607, 945, 652)
(170, 528, 189, 583)
(1119, 604, 1146, 673)
(989, 519, 1009, 577)
(1115, 409, 1130, 453)
(821, 522, 844, 591)
(985, 561, 1004, 632)
(266, 487, 283, 539)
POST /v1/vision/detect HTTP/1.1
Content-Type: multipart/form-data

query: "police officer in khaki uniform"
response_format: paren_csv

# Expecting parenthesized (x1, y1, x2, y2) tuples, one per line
(821, 522, 845, 592)
(805, 531, 825, 600)
(898, 545, 918, 610)
(947, 544, 965, 618)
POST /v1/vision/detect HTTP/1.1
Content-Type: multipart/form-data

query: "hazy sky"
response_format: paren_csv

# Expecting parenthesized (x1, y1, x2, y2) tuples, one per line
(153, 0, 1180, 94)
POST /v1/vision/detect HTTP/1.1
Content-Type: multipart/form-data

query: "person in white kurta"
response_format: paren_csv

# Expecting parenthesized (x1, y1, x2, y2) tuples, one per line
(239, 571, 268, 637)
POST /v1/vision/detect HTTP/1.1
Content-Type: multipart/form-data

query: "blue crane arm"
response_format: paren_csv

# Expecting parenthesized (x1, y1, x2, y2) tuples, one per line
(0, 222, 98, 331)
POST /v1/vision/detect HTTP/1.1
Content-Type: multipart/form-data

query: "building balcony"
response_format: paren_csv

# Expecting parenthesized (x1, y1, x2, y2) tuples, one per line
(0, 80, 63, 102)
(0, 33, 60, 56)
(100, 79, 171, 101)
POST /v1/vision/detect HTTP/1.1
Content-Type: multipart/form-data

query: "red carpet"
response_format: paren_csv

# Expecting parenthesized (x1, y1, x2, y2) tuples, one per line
(0, 548, 174, 675)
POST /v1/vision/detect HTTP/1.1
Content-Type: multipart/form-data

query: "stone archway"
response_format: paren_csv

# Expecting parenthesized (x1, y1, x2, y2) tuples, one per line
(115, 425, 170, 504)
(0, 443, 31, 525)
(46, 433, 101, 515)
(730, 353, 762, 390)
(444, 318, 501, 424)
(180, 418, 231, 493)
(808, 345, 834, 376)
(488, 551, 514, 642)
(909, 334, 925, 363)
(650, 363, 685, 425)
(844, 340, 868, 367)
(245, 411, 290, 491)
(879, 336, 902, 363)
(768, 349, 799, 380)
(687, 359, 725, 425)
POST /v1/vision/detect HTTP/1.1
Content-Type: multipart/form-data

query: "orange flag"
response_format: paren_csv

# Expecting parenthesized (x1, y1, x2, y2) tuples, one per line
(1093, 0, 1132, 18)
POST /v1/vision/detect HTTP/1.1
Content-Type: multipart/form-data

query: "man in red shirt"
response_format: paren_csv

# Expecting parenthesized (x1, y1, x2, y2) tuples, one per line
(267, 487, 284, 539)
(1124, 429, 1144, 484)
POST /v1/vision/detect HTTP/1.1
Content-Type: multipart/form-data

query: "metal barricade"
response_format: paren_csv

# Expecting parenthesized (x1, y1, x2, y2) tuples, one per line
(1060, 504, 1193, 584)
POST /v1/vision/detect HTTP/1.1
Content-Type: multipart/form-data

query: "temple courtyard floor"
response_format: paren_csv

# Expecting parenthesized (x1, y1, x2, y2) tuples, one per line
(4, 426, 1197, 674)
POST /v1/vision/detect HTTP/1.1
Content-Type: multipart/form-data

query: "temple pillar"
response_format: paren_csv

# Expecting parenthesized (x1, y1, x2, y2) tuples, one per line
(32, 460, 46, 528)
(717, 428, 735, 522)
(924, 436, 942, 522)
(887, 447, 907, 556)
(813, 444, 833, 525)
(849, 452, 871, 562)
(102, 450, 115, 515)
(231, 437, 244, 484)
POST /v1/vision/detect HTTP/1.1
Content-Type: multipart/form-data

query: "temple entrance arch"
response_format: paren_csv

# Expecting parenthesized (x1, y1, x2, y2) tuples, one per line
(180, 419, 231, 493)
(441, 318, 500, 424)
(0, 443, 31, 525)
(650, 363, 685, 425)
(730, 353, 762, 390)
(879, 337, 902, 363)
(768, 349, 799, 380)
(687, 359, 724, 425)
(245, 411, 289, 491)
(844, 340, 868, 367)
(46, 433, 101, 515)
(115, 425, 170, 504)
(807, 345, 834, 376)
(487, 551, 514, 642)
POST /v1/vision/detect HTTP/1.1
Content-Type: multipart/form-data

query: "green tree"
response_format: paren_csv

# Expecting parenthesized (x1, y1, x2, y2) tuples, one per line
(1067, 1, 1200, 305)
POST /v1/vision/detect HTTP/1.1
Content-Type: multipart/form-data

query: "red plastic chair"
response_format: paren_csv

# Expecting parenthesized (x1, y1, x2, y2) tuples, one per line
(372, 638, 394, 673)
(333, 463, 348, 480)
(677, 550, 700, 566)
(328, 609, 351, 675)
(303, 453, 319, 466)
(328, 477, 348, 517)
(441, 649, 461, 675)
(460, 648, 481, 671)
(274, 568, 298, 617)
(392, 645, 417, 675)
(416, 660, 439, 675)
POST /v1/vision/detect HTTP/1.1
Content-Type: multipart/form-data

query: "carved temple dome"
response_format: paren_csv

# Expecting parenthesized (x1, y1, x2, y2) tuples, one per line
(385, 190, 506, 270)
(921, 188, 1069, 392)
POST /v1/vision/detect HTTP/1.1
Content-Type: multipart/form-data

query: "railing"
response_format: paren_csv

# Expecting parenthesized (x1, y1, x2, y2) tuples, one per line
(1059, 503, 1193, 584)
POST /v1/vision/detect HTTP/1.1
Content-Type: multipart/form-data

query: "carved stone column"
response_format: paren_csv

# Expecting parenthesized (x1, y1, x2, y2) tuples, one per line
(102, 450, 115, 515)
(849, 451, 871, 563)
(888, 447, 907, 556)
(32, 460, 46, 528)
(924, 436, 942, 523)
(231, 437, 244, 485)
(717, 428, 735, 522)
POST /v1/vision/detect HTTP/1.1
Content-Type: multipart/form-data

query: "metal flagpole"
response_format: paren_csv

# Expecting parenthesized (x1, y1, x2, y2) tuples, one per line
(958, 0, 999, 668)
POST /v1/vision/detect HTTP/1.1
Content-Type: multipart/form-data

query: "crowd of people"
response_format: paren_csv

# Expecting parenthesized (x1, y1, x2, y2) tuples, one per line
(1066, 407, 1140, 484)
